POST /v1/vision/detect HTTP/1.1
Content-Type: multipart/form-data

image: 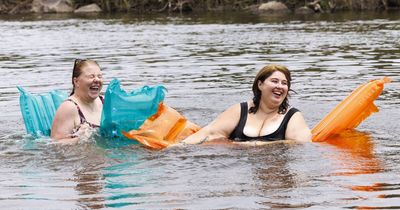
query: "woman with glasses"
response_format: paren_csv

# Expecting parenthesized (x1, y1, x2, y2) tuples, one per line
(51, 59, 104, 143)
(181, 64, 312, 146)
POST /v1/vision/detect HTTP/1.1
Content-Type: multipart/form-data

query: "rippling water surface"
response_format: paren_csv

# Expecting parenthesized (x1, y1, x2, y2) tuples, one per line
(0, 12, 399, 209)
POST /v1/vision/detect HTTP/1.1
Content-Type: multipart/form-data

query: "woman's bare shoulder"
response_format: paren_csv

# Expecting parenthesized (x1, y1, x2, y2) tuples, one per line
(225, 101, 251, 113)
(55, 99, 78, 116)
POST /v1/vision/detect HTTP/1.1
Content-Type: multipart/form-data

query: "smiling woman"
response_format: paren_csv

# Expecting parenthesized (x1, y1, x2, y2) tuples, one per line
(180, 64, 312, 146)
(51, 59, 104, 143)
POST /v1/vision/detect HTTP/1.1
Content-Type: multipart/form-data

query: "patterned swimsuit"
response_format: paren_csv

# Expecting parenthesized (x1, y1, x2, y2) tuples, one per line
(67, 96, 104, 128)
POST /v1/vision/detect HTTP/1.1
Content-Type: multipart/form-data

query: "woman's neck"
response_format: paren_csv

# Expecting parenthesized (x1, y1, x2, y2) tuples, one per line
(255, 102, 280, 136)
(72, 94, 96, 109)
(258, 101, 279, 115)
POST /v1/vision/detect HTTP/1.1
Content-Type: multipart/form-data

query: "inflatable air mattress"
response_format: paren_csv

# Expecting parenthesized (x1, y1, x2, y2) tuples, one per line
(122, 103, 201, 149)
(312, 77, 391, 142)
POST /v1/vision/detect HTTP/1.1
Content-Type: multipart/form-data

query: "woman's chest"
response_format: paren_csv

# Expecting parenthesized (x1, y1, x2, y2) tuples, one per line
(243, 114, 285, 137)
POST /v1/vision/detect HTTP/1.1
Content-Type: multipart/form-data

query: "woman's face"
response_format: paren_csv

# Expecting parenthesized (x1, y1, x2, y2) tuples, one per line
(258, 71, 288, 107)
(73, 63, 103, 100)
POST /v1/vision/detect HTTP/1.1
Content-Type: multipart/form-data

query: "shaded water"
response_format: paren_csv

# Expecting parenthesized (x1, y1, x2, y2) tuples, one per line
(0, 11, 399, 209)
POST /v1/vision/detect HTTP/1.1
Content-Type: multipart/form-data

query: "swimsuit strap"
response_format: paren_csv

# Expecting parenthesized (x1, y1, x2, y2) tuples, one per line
(66, 96, 104, 128)
(263, 107, 299, 140)
(228, 102, 248, 140)
(66, 99, 87, 125)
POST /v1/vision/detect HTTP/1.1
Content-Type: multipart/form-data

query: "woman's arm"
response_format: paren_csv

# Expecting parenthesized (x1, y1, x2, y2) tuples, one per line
(51, 101, 79, 142)
(181, 103, 242, 144)
(285, 111, 312, 142)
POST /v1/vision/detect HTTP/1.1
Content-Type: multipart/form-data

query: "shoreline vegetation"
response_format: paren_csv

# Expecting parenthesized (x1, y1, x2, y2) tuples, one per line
(0, 0, 399, 15)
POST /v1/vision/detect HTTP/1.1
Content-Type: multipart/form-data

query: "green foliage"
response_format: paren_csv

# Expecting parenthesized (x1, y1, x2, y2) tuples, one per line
(73, 0, 260, 12)
(74, 0, 392, 12)
(1, 0, 400, 14)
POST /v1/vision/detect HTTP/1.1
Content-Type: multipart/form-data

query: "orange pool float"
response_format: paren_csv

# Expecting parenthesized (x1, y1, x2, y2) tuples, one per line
(122, 103, 201, 149)
(312, 77, 391, 142)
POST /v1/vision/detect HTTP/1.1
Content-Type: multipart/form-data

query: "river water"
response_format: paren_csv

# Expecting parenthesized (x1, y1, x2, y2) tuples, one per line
(0, 11, 399, 209)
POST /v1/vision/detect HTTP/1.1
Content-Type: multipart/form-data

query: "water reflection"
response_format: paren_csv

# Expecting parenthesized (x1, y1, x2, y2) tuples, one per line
(101, 146, 148, 208)
(255, 143, 296, 189)
(74, 169, 105, 209)
(348, 182, 400, 209)
(52, 140, 108, 209)
(255, 144, 304, 208)
(324, 130, 382, 176)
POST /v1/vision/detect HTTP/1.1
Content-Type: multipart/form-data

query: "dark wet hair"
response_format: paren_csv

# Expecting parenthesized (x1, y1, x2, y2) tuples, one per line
(249, 64, 292, 114)
(70, 59, 100, 96)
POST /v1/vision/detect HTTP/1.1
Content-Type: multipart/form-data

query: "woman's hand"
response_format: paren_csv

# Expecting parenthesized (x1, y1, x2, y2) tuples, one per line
(53, 123, 95, 145)
(71, 123, 95, 143)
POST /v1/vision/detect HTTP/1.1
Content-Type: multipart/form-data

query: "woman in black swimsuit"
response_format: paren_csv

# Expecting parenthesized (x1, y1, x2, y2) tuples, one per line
(182, 64, 311, 145)
(51, 59, 104, 143)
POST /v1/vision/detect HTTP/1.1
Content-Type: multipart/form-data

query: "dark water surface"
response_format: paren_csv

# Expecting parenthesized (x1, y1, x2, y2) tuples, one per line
(0, 12, 399, 209)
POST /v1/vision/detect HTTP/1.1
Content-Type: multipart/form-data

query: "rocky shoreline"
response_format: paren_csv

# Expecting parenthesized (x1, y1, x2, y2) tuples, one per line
(1, 0, 398, 15)
(3, 0, 102, 14)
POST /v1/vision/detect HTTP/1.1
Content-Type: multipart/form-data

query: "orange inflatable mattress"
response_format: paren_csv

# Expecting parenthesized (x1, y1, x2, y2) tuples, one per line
(312, 77, 391, 142)
(123, 103, 201, 149)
